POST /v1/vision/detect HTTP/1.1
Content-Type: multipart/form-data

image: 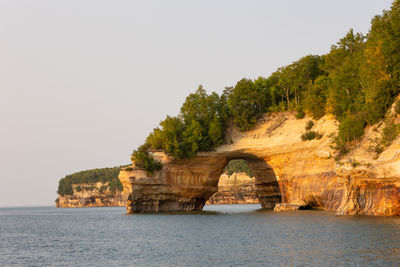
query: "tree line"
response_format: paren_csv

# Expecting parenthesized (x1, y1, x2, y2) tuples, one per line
(132, 1, 400, 171)
(57, 167, 123, 196)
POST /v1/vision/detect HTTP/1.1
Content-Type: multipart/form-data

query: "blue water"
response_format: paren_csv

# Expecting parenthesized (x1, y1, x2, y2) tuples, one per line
(0, 204, 399, 266)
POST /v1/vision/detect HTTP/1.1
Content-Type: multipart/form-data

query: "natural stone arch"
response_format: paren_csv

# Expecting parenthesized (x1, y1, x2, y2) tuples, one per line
(120, 151, 281, 213)
(118, 113, 400, 215)
(242, 157, 282, 208)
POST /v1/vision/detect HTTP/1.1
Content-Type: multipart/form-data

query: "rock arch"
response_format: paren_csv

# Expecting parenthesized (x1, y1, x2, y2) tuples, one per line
(119, 113, 400, 215)
(120, 151, 281, 213)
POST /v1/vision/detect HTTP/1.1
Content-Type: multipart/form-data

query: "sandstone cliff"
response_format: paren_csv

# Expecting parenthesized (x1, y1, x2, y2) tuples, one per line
(120, 111, 400, 216)
(206, 172, 259, 205)
(56, 182, 127, 208)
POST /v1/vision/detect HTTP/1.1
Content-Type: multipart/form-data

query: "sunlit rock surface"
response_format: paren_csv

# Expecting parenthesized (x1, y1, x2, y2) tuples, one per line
(120, 112, 400, 216)
(206, 173, 259, 205)
(274, 203, 302, 212)
(55, 182, 127, 208)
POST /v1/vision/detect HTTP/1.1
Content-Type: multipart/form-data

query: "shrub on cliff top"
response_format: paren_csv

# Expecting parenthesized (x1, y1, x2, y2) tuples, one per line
(331, 114, 365, 158)
(337, 114, 365, 144)
(305, 120, 314, 130)
(131, 144, 162, 175)
(300, 130, 322, 141)
(380, 117, 399, 148)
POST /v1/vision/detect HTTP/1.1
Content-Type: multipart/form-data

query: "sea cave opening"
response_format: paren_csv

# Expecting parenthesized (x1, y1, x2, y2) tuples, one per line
(205, 157, 282, 209)
(206, 159, 259, 205)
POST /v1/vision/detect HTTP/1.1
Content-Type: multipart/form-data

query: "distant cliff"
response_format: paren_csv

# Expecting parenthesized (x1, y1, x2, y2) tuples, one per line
(207, 173, 259, 204)
(56, 182, 127, 208)
(56, 164, 257, 207)
(56, 166, 126, 208)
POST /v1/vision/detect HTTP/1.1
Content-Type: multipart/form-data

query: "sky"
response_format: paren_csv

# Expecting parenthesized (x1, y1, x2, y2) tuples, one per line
(0, 0, 394, 207)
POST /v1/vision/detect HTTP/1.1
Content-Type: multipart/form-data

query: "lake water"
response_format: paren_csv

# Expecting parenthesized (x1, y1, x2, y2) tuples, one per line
(0, 204, 399, 266)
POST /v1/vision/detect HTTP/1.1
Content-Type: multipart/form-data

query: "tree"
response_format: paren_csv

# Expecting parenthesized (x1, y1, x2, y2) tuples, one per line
(132, 1, 400, 163)
(182, 120, 203, 157)
(253, 76, 272, 113)
(208, 114, 224, 147)
(276, 66, 294, 110)
(304, 76, 330, 119)
(180, 85, 226, 150)
(359, 2, 400, 124)
(334, 113, 366, 156)
(227, 78, 259, 131)
(290, 55, 325, 108)
(57, 166, 123, 196)
(324, 29, 365, 119)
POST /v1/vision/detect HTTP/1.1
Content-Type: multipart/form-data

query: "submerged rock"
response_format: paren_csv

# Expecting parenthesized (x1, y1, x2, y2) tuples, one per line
(274, 203, 301, 212)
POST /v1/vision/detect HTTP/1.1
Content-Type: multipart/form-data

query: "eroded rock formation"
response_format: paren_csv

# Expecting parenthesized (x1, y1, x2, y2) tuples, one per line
(206, 173, 259, 205)
(120, 112, 400, 215)
(55, 182, 127, 208)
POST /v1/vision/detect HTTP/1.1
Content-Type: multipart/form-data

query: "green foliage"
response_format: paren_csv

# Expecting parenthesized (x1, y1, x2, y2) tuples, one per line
(227, 78, 259, 131)
(324, 30, 366, 119)
(332, 114, 366, 157)
(109, 177, 123, 192)
(181, 86, 227, 150)
(145, 86, 228, 160)
(57, 166, 123, 196)
(349, 158, 360, 168)
(381, 117, 399, 147)
(276, 55, 324, 111)
(305, 120, 314, 130)
(395, 100, 400, 115)
(295, 106, 305, 119)
(224, 160, 252, 177)
(304, 76, 330, 119)
(367, 137, 384, 155)
(131, 144, 163, 175)
(337, 114, 366, 144)
(368, 116, 399, 156)
(132, 2, 400, 161)
(208, 114, 224, 147)
(301, 131, 322, 141)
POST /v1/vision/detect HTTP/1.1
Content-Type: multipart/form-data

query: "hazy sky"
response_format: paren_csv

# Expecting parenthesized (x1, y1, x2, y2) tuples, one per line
(0, 0, 394, 207)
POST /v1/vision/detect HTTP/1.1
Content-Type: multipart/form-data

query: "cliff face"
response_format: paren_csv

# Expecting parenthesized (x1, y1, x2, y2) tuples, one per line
(55, 182, 127, 208)
(206, 173, 259, 205)
(120, 112, 400, 216)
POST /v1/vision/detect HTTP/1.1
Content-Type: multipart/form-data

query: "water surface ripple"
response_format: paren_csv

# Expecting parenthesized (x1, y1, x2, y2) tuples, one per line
(0, 204, 399, 266)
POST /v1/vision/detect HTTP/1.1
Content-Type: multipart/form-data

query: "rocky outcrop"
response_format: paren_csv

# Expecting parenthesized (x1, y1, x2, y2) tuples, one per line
(274, 203, 302, 212)
(120, 154, 280, 213)
(55, 182, 127, 208)
(206, 173, 259, 204)
(120, 112, 400, 215)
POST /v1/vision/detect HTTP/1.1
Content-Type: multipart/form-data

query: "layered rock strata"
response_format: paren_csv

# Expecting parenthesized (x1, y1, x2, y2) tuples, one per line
(55, 182, 127, 208)
(206, 173, 259, 205)
(120, 112, 400, 215)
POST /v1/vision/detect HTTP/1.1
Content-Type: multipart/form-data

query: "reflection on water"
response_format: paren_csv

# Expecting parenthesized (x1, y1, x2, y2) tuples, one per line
(0, 204, 399, 266)
(203, 203, 262, 213)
